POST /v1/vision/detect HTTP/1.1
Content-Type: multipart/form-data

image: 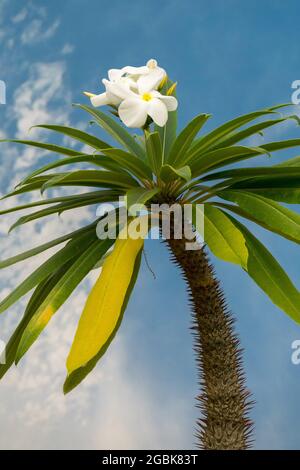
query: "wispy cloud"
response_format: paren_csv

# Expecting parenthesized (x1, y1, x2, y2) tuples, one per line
(12, 8, 28, 24)
(61, 43, 74, 55)
(21, 18, 60, 45)
(12, 61, 71, 168)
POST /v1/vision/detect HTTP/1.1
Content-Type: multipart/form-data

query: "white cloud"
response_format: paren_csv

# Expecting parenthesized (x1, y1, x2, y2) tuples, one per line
(12, 61, 71, 168)
(61, 43, 74, 55)
(12, 8, 28, 24)
(21, 18, 60, 45)
(13, 61, 69, 135)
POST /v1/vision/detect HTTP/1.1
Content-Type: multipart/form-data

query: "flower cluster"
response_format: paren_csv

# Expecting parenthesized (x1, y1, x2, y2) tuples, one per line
(84, 59, 178, 128)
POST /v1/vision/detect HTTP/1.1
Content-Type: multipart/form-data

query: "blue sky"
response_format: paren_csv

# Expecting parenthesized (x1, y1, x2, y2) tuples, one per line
(0, 0, 300, 450)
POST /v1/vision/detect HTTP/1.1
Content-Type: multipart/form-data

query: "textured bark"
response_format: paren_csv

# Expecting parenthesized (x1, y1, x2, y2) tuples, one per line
(166, 234, 253, 450)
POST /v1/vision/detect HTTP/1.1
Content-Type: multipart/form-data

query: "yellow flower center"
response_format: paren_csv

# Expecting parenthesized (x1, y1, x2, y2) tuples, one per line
(142, 93, 152, 101)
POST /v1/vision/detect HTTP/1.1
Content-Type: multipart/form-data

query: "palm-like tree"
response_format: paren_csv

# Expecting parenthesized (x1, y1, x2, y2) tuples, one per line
(1, 88, 300, 450)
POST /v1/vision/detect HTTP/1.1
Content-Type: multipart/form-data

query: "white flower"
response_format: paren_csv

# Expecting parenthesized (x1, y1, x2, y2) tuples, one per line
(136, 59, 166, 94)
(85, 76, 135, 107)
(84, 59, 177, 128)
(107, 59, 166, 94)
(84, 59, 166, 108)
(116, 88, 178, 128)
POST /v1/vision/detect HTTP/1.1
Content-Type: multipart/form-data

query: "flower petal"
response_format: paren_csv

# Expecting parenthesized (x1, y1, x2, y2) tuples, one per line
(108, 68, 124, 81)
(118, 98, 148, 128)
(122, 65, 149, 76)
(155, 94, 178, 111)
(104, 79, 134, 100)
(137, 69, 166, 94)
(90, 92, 110, 107)
(147, 98, 168, 127)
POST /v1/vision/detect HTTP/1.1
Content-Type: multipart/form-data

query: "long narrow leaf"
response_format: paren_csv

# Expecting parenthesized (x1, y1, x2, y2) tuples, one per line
(168, 114, 211, 166)
(0, 220, 97, 269)
(230, 215, 300, 323)
(9, 191, 120, 232)
(74, 104, 146, 160)
(0, 231, 96, 315)
(217, 190, 300, 244)
(203, 166, 300, 181)
(190, 146, 268, 175)
(203, 204, 248, 266)
(203, 205, 300, 323)
(160, 164, 191, 183)
(187, 108, 278, 161)
(154, 78, 177, 160)
(213, 116, 300, 149)
(0, 139, 84, 157)
(66, 231, 144, 374)
(101, 148, 152, 180)
(126, 187, 160, 215)
(145, 131, 163, 176)
(18, 155, 107, 186)
(33, 125, 110, 151)
(226, 174, 300, 203)
(41, 170, 139, 193)
(15, 238, 115, 363)
(0, 262, 74, 380)
(63, 247, 142, 393)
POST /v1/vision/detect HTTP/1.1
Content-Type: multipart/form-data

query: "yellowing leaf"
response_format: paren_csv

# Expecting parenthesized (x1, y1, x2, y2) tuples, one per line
(166, 82, 177, 96)
(66, 232, 144, 374)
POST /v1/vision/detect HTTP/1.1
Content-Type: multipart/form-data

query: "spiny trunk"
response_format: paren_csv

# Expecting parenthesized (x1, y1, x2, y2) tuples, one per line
(166, 235, 253, 449)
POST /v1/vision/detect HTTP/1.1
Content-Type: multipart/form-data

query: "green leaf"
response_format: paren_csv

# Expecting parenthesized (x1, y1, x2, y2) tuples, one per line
(63, 247, 142, 393)
(227, 174, 300, 204)
(273, 155, 300, 167)
(261, 139, 300, 153)
(101, 148, 152, 180)
(2, 175, 62, 199)
(0, 139, 84, 157)
(167, 114, 211, 166)
(0, 231, 96, 315)
(190, 146, 268, 175)
(145, 131, 163, 175)
(203, 166, 300, 181)
(187, 108, 278, 160)
(18, 155, 106, 186)
(126, 187, 160, 215)
(154, 78, 178, 160)
(204, 205, 300, 323)
(0, 262, 74, 380)
(74, 104, 146, 160)
(33, 125, 110, 152)
(0, 193, 79, 216)
(41, 169, 139, 193)
(9, 190, 120, 232)
(203, 204, 248, 267)
(15, 239, 114, 363)
(230, 215, 300, 323)
(0, 190, 119, 216)
(212, 116, 300, 149)
(160, 164, 191, 182)
(0, 220, 97, 269)
(218, 190, 300, 244)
